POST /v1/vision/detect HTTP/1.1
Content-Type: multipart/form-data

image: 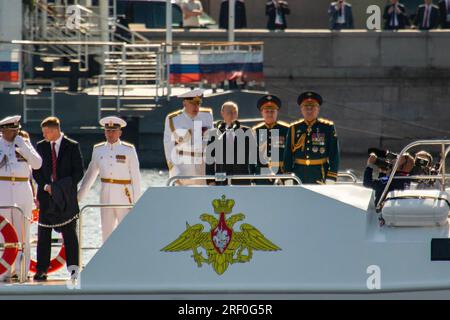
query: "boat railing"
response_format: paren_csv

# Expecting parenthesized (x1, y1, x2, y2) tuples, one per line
(337, 170, 359, 184)
(166, 174, 302, 186)
(78, 204, 134, 271)
(167, 171, 361, 187)
(376, 140, 450, 211)
(0, 206, 27, 283)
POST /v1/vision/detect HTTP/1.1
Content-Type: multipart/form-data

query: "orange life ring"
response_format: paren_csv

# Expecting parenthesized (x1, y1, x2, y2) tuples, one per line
(29, 245, 66, 274)
(0, 215, 19, 276)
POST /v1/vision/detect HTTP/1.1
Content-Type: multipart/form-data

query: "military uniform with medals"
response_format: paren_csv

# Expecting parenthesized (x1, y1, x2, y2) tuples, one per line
(163, 89, 214, 185)
(78, 116, 141, 242)
(283, 92, 340, 184)
(0, 116, 42, 280)
(253, 95, 289, 184)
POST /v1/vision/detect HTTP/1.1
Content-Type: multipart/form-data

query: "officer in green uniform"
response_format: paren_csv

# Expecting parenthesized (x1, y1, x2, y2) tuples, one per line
(253, 95, 290, 185)
(283, 91, 340, 184)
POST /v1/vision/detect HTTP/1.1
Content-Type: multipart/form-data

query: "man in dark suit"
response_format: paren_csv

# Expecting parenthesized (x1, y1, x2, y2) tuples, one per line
(32, 117, 84, 281)
(219, 0, 247, 29)
(328, 0, 354, 30)
(414, 0, 440, 30)
(383, 0, 410, 30)
(205, 101, 256, 186)
(266, 0, 290, 30)
(438, 0, 450, 28)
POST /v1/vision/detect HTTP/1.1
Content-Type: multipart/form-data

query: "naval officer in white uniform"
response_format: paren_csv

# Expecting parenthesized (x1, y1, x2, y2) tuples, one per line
(78, 116, 141, 242)
(163, 89, 214, 185)
(0, 115, 42, 280)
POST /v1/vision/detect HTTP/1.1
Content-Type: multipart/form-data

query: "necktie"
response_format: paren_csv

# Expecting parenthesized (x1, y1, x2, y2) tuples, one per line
(339, 5, 344, 17)
(423, 6, 429, 28)
(51, 142, 57, 181)
(391, 6, 398, 27)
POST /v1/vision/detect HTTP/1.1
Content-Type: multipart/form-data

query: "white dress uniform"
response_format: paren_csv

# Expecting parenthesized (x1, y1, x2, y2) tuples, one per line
(163, 90, 214, 185)
(78, 117, 141, 243)
(0, 116, 42, 280)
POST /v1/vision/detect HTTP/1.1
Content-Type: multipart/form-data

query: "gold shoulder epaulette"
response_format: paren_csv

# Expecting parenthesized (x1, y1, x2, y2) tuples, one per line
(318, 118, 334, 126)
(94, 142, 106, 148)
(290, 119, 305, 126)
(252, 122, 266, 130)
(199, 107, 213, 114)
(121, 141, 135, 148)
(277, 120, 290, 128)
(167, 109, 183, 119)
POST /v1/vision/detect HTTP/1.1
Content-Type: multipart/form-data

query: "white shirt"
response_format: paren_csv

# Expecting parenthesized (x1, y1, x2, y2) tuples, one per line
(51, 133, 64, 157)
(182, 0, 203, 27)
(336, 3, 346, 24)
(422, 4, 431, 28)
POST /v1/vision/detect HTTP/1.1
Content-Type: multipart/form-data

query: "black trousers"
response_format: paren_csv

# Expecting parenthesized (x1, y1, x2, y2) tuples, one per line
(36, 220, 79, 273)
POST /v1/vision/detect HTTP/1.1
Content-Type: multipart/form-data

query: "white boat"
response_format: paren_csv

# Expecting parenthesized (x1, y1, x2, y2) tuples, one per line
(1, 140, 450, 299)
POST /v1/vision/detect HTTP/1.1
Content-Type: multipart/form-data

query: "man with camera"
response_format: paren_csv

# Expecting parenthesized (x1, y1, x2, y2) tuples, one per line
(328, 0, 354, 30)
(363, 151, 415, 205)
(411, 151, 439, 189)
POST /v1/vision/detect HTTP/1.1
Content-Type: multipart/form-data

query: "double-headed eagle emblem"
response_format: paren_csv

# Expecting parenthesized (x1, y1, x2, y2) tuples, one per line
(161, 195, 281, 275)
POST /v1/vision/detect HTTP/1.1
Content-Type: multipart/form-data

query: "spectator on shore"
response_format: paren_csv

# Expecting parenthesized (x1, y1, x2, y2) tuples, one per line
(266, 0, 290, 30)
(181, 0, 203, 28)
(219, 0, 247, 29)
(438, 0, 450, 28)
(328, 0, 354, 30)
(414, 0, 440, 30)
(383, 0, 410, 30)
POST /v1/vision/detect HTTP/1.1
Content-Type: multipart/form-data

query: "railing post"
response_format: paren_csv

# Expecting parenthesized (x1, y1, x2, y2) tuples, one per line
(442, 143, 446, 191)
(0, 206, 27, 283)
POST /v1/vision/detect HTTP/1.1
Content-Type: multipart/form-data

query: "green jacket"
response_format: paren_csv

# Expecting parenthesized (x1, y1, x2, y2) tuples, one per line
(283, 118, 340, 184)
(253, 121, 290, 176)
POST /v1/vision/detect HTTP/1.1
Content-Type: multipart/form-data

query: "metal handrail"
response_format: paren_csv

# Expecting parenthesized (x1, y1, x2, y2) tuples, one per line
(337, 171, 359, 183)
(166, 174, 302, 186)
(0, 206, 27, 283)
(376, 140, 450, 211)
(78, 204, 134, 272)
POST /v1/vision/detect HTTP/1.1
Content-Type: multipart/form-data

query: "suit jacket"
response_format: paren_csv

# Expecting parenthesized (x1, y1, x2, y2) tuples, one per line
(266, 0, 290, 30)
(439, 0, 450, 28)
(329, 2, 354, 30)
(219, 0, 247, 29)
(414, 4, 440, 29)
(205, 121, 256, 185)
(33, 135, 84, 225)
(383, 3, 410, 30)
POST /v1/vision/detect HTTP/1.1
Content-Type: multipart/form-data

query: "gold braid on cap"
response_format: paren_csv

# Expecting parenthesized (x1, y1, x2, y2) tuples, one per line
(261, 101, 279, 110)
(300, 99, 320, 108)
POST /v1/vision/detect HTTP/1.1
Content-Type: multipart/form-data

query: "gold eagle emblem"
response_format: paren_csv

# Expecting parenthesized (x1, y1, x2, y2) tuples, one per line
(161, 195, 281, 275)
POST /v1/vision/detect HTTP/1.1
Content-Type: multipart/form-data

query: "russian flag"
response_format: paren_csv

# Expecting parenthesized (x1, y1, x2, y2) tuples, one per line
(0, 50, 20, 83)
(169, 50, 264, 84)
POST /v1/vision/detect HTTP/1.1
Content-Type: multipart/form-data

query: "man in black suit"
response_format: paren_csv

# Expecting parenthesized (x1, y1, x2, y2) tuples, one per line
(383, 0, 410, 30)
(438, 0, 450, 28)
(205, 101, 256, 186)
(32, 117, 84, 281)
(219, 0, 247, 29)
(415, 0, 440, 30)
(266, 0, 290, 30)
(328, 0, 354, 30)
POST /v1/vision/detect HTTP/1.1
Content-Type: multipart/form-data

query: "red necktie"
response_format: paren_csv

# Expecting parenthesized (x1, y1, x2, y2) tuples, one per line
(51, 142, 57, 181)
